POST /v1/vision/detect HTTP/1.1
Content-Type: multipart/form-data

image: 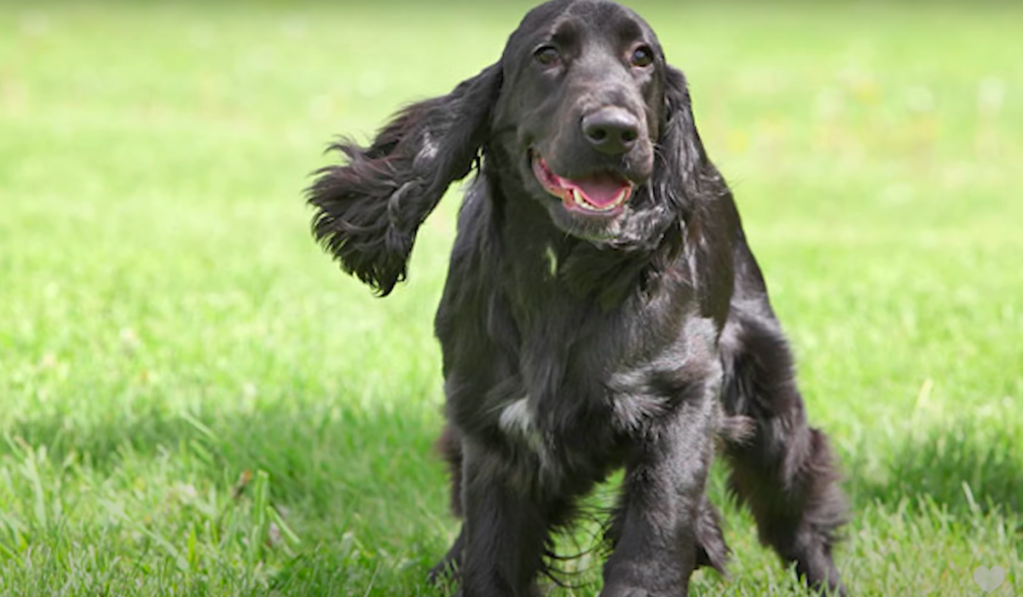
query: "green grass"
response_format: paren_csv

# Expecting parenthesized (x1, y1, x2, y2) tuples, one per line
(1, 1, 1021, 595)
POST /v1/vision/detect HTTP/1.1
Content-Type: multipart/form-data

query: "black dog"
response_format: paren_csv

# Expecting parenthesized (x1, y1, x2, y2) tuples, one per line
(307, 1, 848, 595)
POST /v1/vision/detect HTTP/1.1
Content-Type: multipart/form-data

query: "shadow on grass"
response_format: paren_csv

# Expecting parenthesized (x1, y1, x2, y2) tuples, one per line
(846, 419, 1023, 515)
(0, 394, 462, 596)
(4, 400, 1023, 595)
(6, 399, 1022, 517)
(1, 394, 449, 518)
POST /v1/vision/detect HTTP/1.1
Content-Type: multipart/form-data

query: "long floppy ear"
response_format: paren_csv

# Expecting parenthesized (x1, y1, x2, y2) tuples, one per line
(307, 64, 502, 295)
(652, 66, 727, 216)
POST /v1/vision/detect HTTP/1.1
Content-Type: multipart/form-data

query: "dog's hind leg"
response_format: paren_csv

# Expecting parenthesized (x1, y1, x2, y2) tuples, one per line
(718, 295, 848, 596)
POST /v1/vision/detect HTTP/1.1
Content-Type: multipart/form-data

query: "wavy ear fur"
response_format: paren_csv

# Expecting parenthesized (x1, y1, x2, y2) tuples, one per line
(652, 66, 727, 217)
(307, 64, 502, 295)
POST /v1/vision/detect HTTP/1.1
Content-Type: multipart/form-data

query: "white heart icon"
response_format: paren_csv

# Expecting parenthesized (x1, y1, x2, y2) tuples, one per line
(974, 565, 1006, 593)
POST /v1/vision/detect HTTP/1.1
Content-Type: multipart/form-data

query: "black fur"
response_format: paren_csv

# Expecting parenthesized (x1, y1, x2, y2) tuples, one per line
(307, 1, 848, 595)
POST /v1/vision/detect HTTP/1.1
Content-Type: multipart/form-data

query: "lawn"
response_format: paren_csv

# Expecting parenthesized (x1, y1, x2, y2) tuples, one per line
(1, 1, 1021, 595)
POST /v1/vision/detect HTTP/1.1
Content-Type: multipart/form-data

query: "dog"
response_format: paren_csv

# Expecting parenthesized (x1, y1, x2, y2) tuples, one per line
(306, 1, 848, 595)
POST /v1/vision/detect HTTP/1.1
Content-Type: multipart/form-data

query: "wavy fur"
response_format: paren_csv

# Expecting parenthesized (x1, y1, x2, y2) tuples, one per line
(307, 65, 502, 295)
(306, 1, 847, 595)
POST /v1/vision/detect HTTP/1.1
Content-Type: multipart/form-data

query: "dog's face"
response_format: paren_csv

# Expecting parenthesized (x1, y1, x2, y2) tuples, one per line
(492, 0, 666, 240)
(308, 0, 699, 295)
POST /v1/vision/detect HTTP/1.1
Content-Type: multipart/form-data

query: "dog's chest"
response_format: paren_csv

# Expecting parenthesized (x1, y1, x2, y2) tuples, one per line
(491, 308, 704, 479)
(496, 397, 557, 469)
(493, 391, 620, 489)
(442, 230, 714, 484)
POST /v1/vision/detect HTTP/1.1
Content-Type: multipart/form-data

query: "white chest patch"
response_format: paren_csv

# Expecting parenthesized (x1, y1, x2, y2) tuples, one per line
(498, 397, 551, 466)
(499, 397, 535, 437)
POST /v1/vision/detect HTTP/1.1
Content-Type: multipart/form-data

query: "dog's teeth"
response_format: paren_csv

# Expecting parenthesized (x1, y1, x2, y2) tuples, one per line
(568, 187, 628, 212)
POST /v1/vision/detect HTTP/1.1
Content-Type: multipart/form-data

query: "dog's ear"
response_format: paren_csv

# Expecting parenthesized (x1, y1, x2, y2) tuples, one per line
(307, 64, 502, 295)
(652, 66, 724, 216)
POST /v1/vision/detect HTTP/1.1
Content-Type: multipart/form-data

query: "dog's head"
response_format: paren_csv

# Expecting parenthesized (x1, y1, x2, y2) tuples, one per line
(490, 0, 668, 241)
(308, 0, 714, 293)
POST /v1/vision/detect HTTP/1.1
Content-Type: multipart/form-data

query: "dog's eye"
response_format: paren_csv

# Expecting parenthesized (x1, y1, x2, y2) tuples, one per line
(631, 46, 654, 68)
(534, 45, 560, 67)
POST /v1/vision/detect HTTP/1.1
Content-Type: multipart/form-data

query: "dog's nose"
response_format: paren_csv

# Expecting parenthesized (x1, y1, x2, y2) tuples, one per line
(582, 108, 640, 155)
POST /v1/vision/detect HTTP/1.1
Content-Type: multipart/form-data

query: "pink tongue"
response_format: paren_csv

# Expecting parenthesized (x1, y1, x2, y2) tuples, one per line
(563, 173, 629, 207)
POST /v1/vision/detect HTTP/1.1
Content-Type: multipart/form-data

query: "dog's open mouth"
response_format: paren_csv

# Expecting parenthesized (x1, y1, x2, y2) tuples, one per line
(531, 153, 633, 214)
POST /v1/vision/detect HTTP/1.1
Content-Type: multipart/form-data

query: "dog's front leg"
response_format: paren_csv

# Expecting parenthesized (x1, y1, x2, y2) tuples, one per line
(601, 383, 718, 597)
(456, 440, 549, 597)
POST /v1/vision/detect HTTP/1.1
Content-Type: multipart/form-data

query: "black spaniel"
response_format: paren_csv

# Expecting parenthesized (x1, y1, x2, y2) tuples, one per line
(307, 1, 848, 595)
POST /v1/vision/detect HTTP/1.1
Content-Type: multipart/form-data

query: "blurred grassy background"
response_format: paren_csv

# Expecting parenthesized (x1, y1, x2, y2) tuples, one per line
(1, 1, 1021, 595)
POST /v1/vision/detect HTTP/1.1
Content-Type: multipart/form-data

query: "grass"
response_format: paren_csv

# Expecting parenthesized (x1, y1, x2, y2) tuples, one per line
(1, 0, 1021, 595)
